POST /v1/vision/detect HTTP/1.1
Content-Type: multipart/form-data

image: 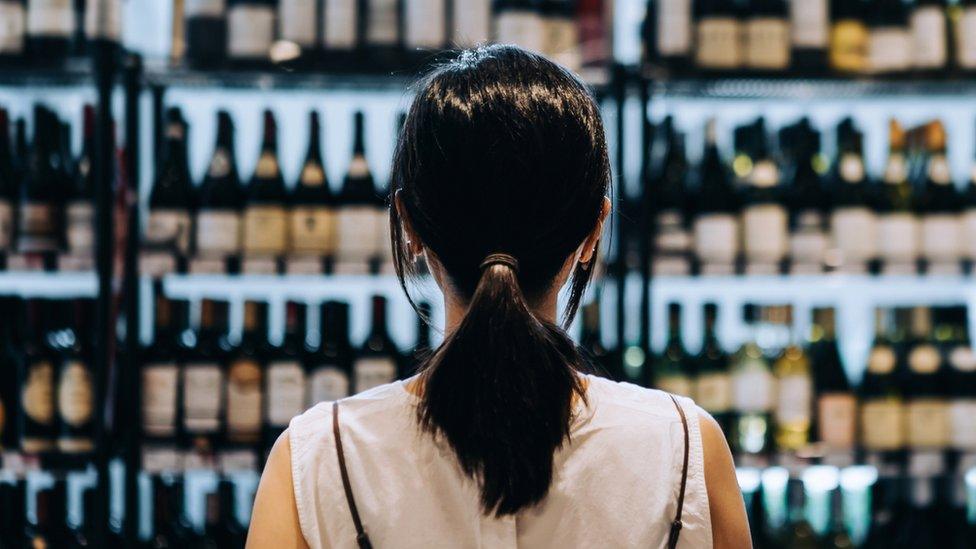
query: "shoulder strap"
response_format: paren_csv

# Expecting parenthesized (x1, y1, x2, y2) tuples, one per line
(666, 393, 690, 549)
(332, 401, 374, 549)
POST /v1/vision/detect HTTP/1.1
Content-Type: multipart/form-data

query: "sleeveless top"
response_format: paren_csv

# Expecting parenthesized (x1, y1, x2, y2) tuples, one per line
(288, 375, 713, 549)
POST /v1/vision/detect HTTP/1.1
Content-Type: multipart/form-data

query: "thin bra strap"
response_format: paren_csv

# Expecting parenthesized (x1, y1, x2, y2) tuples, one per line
(332, 401, 374, 549)
(666, 393, 690, 549)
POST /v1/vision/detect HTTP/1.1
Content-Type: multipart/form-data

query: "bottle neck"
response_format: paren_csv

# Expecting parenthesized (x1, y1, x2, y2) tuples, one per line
(353, 115, 366, 155)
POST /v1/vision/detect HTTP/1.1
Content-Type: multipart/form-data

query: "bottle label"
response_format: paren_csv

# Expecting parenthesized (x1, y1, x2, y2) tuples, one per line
(309, 366, 350, 404)
(958, 9, 976, 68)
(451, 0, 490, 46)
(366, 0, 399, 45)
(405, 0, 446, 48)
(861, 399, 905, 450)
(839, 154, 864, 182)
(884, 155, 907, 184)
(962, 210, 976, 260)
(0, 199, 12, 248)
(142, 363, 179, 437)
(817, 393, 857, 449)
(732, 364, 774, 412)
(908, 344, 941, 374)
(742, 204, 788, 263)
(775, 374, 812, 424)
(323, 0, 357, 49)
(207, 149, 231, 178)
(279, 0, 317, 46)
(831, 207, 877, 263)
(196, 210, 240, 255)
(185, 0, 225, 17)
(746, 18, 790, 69)
(354, 357, 396, 393)
(84, 0, 120, 41)
(656, 374, 693, 399)
(790, 211, 827, 265)
(867, 346, 897, 374)
(695, 18, 741, 69)
(267, 361, 306, 426)
(693, 213, 738, 264)
(911, 7, 947, 69)
(57, 361, 92, 427)
(829, 21, 868, 72)
(243, 205, 288, 255)
(27, 0, 73, 36)
(300, 162, 325, 186)
(182, 363, 223, 433)
(949, 346, 976, 372)
(336, 206, 380, 262)
(22, 361, 54, 425)
(878, 213, 919, 262)
(907, 399, 949, 448)
(868, 28, 911, 73)
(290, 206, 336, 255)
(950, 398, 976, 449)
(66, 202, 95, 254)
(789, 0, 827, 48)
(0, 2, 24, 53)
(228, 4, 274, 57)
(655, 210, 690, 253)
(496, 12, 546, 53)
(146, 209, 193, 254)
(920, 214, 961, 263)
(655, 0, 691, 56)
(226, 359, 263, 436)
(18, 202, 57, 252)
(546, 19, 580, 72)
(928, 157, 952, 184)
(695, 372, 732, 413)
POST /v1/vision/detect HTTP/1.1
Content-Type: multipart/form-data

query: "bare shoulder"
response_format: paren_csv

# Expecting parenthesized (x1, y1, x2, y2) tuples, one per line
(696, 407, 753, 549)
(246, 430, 311, 549)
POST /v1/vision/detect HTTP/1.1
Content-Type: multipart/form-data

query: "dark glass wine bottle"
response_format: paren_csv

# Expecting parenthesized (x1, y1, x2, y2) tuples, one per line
(307, 301, 352, 405)
(495, 0, 546, 54)
(904, 307, 950, 453)
(26, 0, 73, 65)
(695, 303, 732, 436)
(225, 300, 268, 448)
(213, 479, 247, 548)
(829, 119, 877, 274)
(741, 120, 787, 274)
(860, 308, 908, 461)
(694, 0, 741, 72)
(264, 301, 308, 448)
(147, 476, 192, 548)
(277, 0, 318, 66)
(958, 0, 976, 71)
(650, 303, 693, 397)
(644, 0, 692, 73)
(195, 111, 243, 261)
(451, 0, 491, 47)
(909, 0, 948, 75)
(354, 295, 399, 393)
(730, 304, 775, 458)
(19, 106, 63, 254)
(0, 108, 15, 252)
(0, 298, 20, 452)
(226, 0, 274, 67)
(0, 480, 26, 547)
(788, 121, 828, 274)
(693, 119, 738, 274)
(877, 120, 918, 274)
(65, 105, 94, 257)
(321, 0, 360, 66)
(744, 0, 790, 73)
(242, 110, 288, 259)
(811, 308, 857, 455)
(651, 117, 691, 276)
(19, 299, 55, 454)
(182, 298, 230, 454)
(866, 0, 911, 75)
(289, 112, 335, 262)
(142, 282, 187, 450)
(335, 112, 382, 271)
(365, 0, 402, 67)
(789, 0, 827, 73)
(539, 0, 580, 71)
(184, 0, 227, 68)
(55, 298, 94, 454)
(946, 307, 976, 453)
(402, 301, 432, 379)
(918, 121, 962, 274)
(147, 107, 194, 258)
(404, 0, 446, 55)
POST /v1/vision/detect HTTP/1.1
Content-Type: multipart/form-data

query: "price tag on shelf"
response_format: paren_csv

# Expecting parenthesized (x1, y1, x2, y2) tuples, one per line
(139, 252, 177, 277)
(285, 255, 324, 275)
(219, 450, 257, 473)
(143, 447, 183, 473)
(242, 256, 279, 275)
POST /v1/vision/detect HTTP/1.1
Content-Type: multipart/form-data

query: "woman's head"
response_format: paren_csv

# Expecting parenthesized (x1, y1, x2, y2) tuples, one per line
(390, 45, 611, 516)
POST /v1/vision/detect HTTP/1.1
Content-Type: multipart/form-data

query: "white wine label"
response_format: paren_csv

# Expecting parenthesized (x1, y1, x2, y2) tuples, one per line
(27, 0, 73, 36)
(146, 209, 193, 254)
(57, 361, 92, 427)
(928, 156, 952, 185)
(279, 0, 317, 46)
(84, 0, 120, 40)
(790, 222, 827, 266)
(243, 205, 288, 255)
(655, 0, 691, 55)
(207, 149, 232, 178)
(309, 366, 350, 405)
(750, 160, 778, 188)
(142, 447, 182, 473)
(878, 213, 919, 262)
(290, 207, 336, 255)
(696, 19, 741, 68)
(950, 399, 976, 450)
(347, 155, 370, 178)
(185, 0, 225, 17)
(746, 18, 790, 69)
(817, 393, 857, 449)
(0, 200, 12, 248)
(949, 347, 976, 372)
(884, 155, 908, 184)
(226, 359, 263, 435)
(775, 374, 812, 424)
(18, 202, 57, 251)
(962, 210, 976, 260)
(336, 206, 380, 263)
(142, 363, 179, 437)
(196, 210, 241, 255)
(546, 19, 581, 72)
(656, 210, 690, 252)
(66, 202, 95, 254)
(732, 365, 774, 412)
(920, 214, 961, 263)
(908, 344, 940, 374)
(868, 28, 911, 73)
(958, 9, 976, 68)
(323, 0, 358, 49)
(868, 346, 897, 375)
(354, 357, 396, 393)
(907, 399, 949, 448)
(452, 0, 490, 46)
(693, 214, 738, 264)
(789, 0, 827, 47)
(367, 0, 399, 45)
(300, 162, 326, 186)
(742, 204, 788, 263)
(831, 207, 877, 263)
(0, 2, 25, 53)
(183, 363, 223, 433)
(254, 152, 279, 179)
(839, 155, 865, 182)
(656, 375, 693, 398)
(496, 12, 546, 53)
(405, 0, 446, 48)
(22, 361, 53, 424)
(861, 399, 905, 450)
(911, 7, 947, 69)
(228, 5, 274, 57)
(267, 361, 306, 426)
(695, 373, 732, 413)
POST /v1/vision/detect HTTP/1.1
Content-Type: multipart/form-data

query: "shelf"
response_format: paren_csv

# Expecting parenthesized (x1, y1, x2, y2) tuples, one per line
(0, 272, 96, 297)
(647, 76, 976, 100)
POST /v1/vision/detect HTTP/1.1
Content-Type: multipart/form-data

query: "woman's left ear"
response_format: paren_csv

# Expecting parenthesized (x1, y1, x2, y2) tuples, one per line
(579, 197, 612, 265)
(395, 191, 424, 257)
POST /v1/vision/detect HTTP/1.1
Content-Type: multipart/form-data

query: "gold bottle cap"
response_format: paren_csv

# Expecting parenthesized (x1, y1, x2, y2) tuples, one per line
(925, 120, 947, 152)
(888, 119, 905, 151)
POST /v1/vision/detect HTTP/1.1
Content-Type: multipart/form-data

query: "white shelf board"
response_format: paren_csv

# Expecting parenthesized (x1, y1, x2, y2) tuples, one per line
(0, 272, 97, 297)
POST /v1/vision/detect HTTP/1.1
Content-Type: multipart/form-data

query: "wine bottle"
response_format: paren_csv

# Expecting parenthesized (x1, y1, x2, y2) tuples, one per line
(195, 111, 243, 261)
(860, 308, 908, 458)
(365, 0, 402, 66)
(811, 308, 857, 454)
(0, 0, 25, 60)
(264, 301, 308, 447)
(0, 298, 21, 451)
(646, 0, 692, 73)
(788, 0, 828, 73)
(866, 0, 911, 75)
(580, 299, 618, 380)
(242, 110, 288, 259)
(55, 298, 94, 454)
(321, 0, 359, 61)
(184, 0, 227, 68)
(652, 117, 691, 276)
(495, 0, 547, 54)
(335, 112, 381, 271)
(541, 0, 580, 71)
(694, 0, 742, 72)
(26, 0, 73, 65)
(918, 121, 961, 274)
(651, 303, 694, 397)
(182, 298, 230, 454)
(354, 295, 399, 393)
(19, 299, 55, 454)
(0, 480, 26, 547)
(83, 0, 121, 45)
(19, 107, 63, 254)
(452, 0, 491, 47)
(31, 481, 71, 548)
(225, 300, 267, 447)
(289, 111, 335, 261)
(957, 0, 976, 72)
(307, 301, 352, 405)
(65, 104, 94, 256)
(772, 306, 812, 452)
(147, 107, 194, 258)
(226, 0, 274, 66)
(731, 304, 775, 457)
(830, 119, 877, 274)
(147, 476, 192, 548)
(404, 0, 447, 54)
(741, 121, 788, 274)
(903, 307, 950, 453)
(944, 307, 976, 453)
(693, 119, 739, 274)
(278, 0, 318, 65)
(877, 120, 918, 274)
(694, 303, 732, 436)
(214, 479, 247, 548)
(0, 108, 16, 251)
(745, 0, 790, 72)
(142, 282, 188, 448)
(910, 0, 948, 74)
(829, 0, 868, 74)
(788, 121, 828, 274)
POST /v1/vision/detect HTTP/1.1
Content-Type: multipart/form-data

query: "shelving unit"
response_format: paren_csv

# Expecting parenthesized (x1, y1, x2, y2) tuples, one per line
(649, 76, 976, 100)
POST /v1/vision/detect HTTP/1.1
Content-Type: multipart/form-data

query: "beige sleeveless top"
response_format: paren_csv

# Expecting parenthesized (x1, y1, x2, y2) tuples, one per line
(288, 375, 713, 548)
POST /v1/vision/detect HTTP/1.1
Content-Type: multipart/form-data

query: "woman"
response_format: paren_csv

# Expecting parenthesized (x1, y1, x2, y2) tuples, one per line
(248, 45, 749, 549)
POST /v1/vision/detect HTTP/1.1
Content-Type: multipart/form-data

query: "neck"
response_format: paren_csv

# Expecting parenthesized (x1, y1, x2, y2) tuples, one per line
(443, 290, 560, 337)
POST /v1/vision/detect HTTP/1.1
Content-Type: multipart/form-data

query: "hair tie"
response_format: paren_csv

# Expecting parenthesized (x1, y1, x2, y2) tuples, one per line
(480, 253, 519, 273)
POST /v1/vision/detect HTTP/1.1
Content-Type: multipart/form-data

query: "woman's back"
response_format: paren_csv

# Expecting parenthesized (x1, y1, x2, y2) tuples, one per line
(288, 376, 712, 549)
